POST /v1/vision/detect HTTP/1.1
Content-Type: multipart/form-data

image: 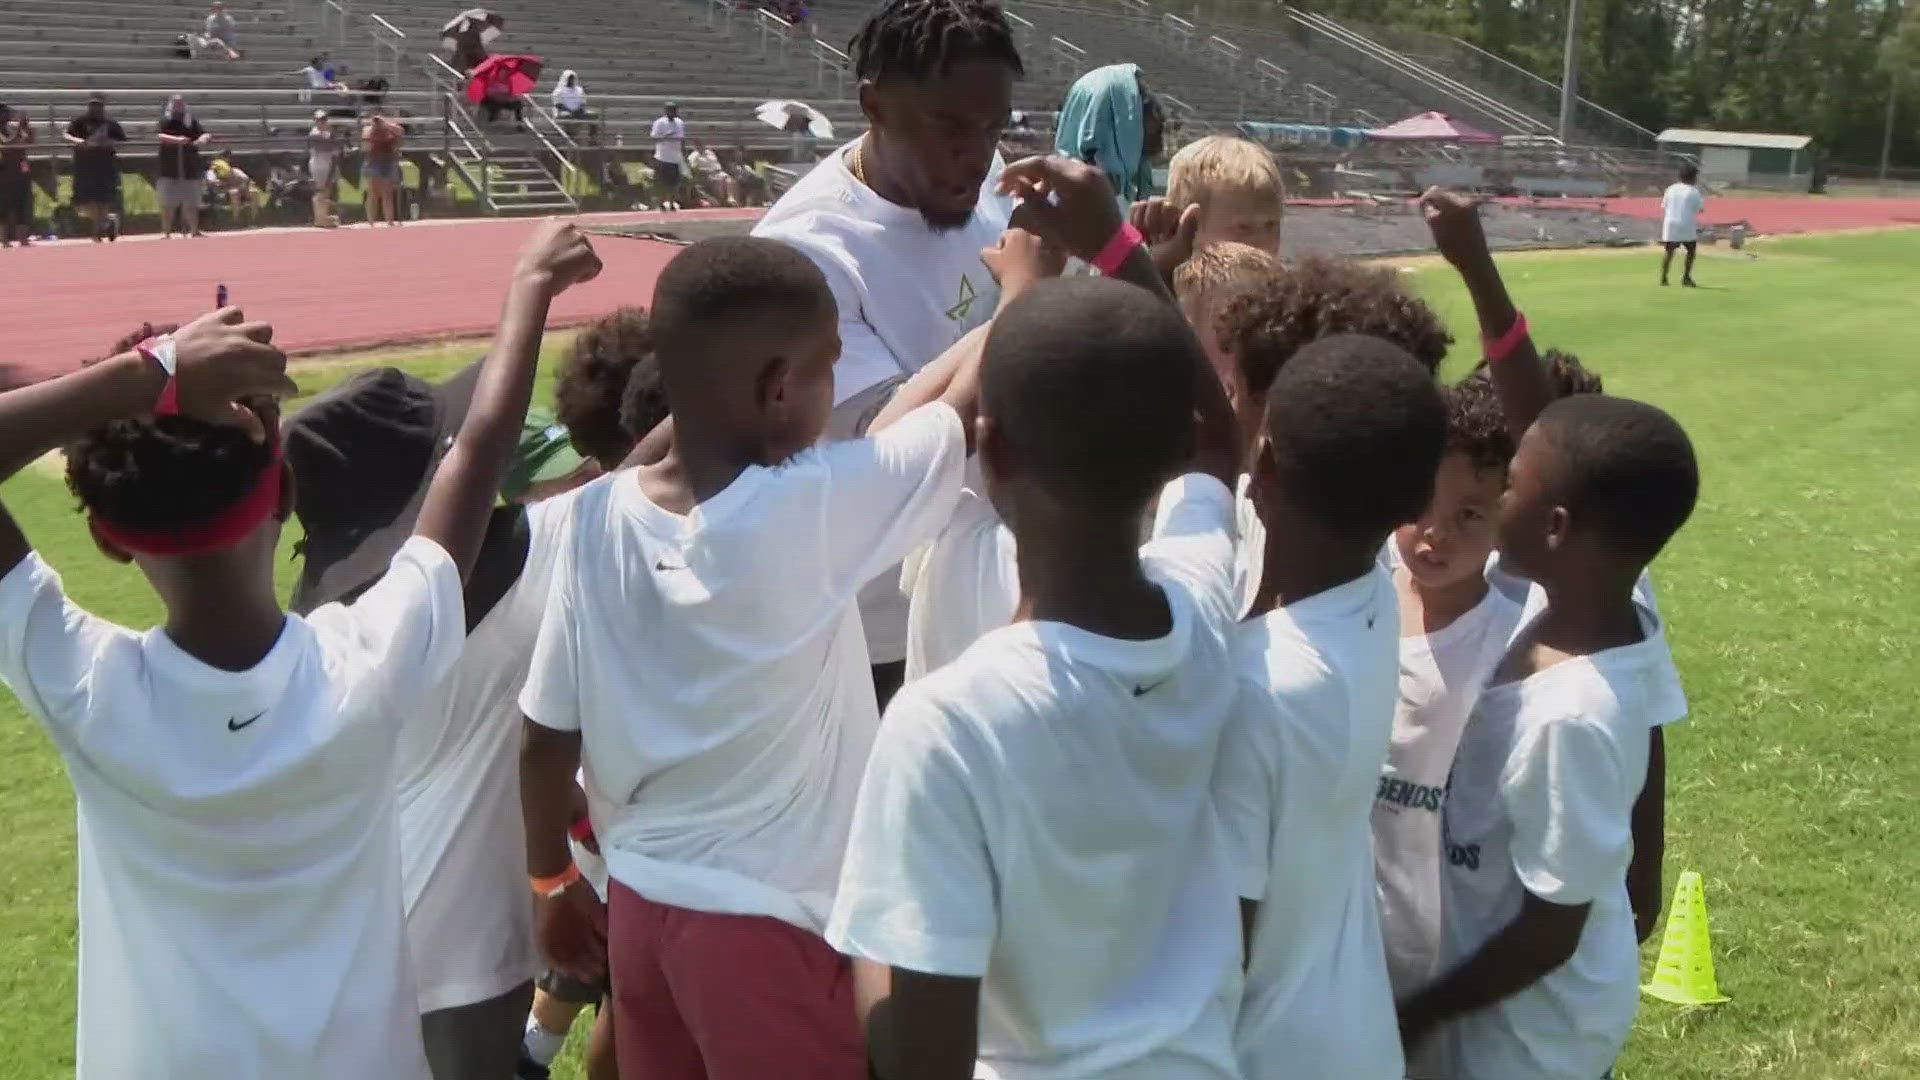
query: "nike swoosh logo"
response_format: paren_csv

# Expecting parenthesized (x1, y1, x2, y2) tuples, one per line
(227, 711, 265, 732)
(654, 559, 685, 572)
(1133, 678, 1170, 697)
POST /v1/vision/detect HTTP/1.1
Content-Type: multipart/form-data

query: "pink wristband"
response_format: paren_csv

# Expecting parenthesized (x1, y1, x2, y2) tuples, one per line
(1482, 311, 1529, 363)
(1091, 221, 1144, 277)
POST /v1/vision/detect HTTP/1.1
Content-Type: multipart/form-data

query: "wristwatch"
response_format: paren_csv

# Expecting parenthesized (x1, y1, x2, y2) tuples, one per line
(135, 334, 181, 416)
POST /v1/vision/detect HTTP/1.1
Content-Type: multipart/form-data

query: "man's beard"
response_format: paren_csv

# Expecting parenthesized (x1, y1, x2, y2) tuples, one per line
(921, 207, 974, 233)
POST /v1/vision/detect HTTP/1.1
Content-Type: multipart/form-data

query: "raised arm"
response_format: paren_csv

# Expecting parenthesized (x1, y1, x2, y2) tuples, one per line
(0, 309, 293, 575)
(409, 221, 601, 582)
(996, 154, 1175, 305)
(1420, 188, 1555, 441)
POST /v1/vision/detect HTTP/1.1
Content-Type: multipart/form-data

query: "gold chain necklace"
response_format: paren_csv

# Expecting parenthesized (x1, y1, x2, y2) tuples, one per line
(850, 136, 868, 186)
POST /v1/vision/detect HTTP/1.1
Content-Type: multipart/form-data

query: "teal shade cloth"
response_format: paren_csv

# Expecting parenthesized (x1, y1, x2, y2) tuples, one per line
(1053, 63, 1156, 201)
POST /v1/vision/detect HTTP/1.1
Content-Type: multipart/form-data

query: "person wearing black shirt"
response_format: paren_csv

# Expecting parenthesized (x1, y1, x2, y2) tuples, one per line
(64, 94, 125, 241)
(157, 95, 211, 238)
(0, 103, 33, 247)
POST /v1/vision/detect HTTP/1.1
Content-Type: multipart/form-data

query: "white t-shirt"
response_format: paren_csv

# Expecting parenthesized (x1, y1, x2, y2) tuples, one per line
(831, 475, 1244, 1080)
(1372, 575, 1526, 1033)
(519, 402, 966, 932)
(1232, 474, 1264, 617)
(1432, 601, 1667, 1080)
(302, 65, 331, 89)
(398, 496, 576, 1013)
(754, 141, 1013, 663)
(1661, 182, 1704, 242)
(650, 115, 685, 164)
(1213, 563, 1406, 1080)
(900, 471, 1017, 681)
(1489, 560, 1688, 730)
(0, 538, 464, 1079)
(552, 83, 585, 112)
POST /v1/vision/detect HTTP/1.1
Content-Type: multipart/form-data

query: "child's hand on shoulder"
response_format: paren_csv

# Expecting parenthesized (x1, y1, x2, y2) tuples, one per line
(514, 219, 604, 296)
(1131, 196, 1201, 280)
(171, 307, 296, 441)
(996, 154, 1123, 263)
(981, 222, 1064, 300)
(1419, 187, 1491, 270)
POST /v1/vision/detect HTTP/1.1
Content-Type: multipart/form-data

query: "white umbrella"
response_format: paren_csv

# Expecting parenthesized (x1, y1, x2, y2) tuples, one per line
(756, 100, 834, 139)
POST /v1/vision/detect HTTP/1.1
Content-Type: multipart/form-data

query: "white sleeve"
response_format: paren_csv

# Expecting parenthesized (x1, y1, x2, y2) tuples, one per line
(1144, 473, 1239, 628)
(901, 490, 1016, 681)
(0, 555, 125, 732)
(827, 686, 997, 977)
(518, 541, 582, 733)
(819, 402, 967, 593)
(1501, 713, 1639, 906)
(1212, 683, 1278, 901)
(307, 536, 466, 727)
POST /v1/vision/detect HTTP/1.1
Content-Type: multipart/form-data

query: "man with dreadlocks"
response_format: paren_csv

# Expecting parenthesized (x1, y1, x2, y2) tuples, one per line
(753, 0, 1027, 712)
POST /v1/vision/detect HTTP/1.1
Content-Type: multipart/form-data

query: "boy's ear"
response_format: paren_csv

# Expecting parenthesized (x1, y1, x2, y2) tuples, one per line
(977, 414, 1010, 482)
(86, 516, 135, 565)
(275, 460, 297, 523)
(753, 354, 793, 414)
(1543, 504, 1572, 552)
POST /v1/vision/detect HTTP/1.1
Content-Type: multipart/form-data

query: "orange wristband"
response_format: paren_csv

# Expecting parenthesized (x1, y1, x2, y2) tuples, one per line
(530, 863, 580, 898)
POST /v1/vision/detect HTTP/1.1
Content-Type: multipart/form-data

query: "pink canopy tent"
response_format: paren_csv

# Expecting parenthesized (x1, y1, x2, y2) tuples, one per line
(1366, 111, 1501, 144)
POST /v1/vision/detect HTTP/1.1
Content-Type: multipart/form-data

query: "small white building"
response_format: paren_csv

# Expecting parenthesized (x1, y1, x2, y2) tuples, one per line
(1655, 129, 1813, 188)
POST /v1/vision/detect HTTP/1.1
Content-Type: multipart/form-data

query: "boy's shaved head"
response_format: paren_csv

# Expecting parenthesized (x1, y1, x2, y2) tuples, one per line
(1262, 333, 1446, 541)
(650, 237, 834, 382)
(1219, 256, 1451, 396)
(1531, 395, 1697, 565)
(983, 277, 1200, 511)
(649, 237, 840, 461)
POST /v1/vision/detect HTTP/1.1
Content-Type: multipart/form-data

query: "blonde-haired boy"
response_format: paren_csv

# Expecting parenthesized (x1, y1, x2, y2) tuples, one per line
(1166, 135, 1286, 256)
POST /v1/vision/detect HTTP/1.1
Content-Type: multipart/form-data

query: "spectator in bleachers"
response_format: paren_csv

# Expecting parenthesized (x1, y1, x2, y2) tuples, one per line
(361, 111, 404, 227)
(726, 146, 768, 206)
(307, 110, 342, 228)
(297, 55, 348, 103)
(199, 1, 243, 61)
(551, 71, 588, 120)
(687, 141, 735, 206)
(64, 94, 125, 242)
(207, 153, 255, 224)
(0, 104, 33, 248)
(479, 66, 527, 131)
(157, 96, 211, 240)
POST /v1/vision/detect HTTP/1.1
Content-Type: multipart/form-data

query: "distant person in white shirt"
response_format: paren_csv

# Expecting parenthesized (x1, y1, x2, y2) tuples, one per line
(199, 0, 241, 60)
(753, 0, 1022, 708)
(1214, 334, 1448, 1080)
(1660, 162, 1705, 287)
(649, 102, 686, 211)
(519, 235, 989, 1079)
(835, 176, 1250, 1080)
(0, 222, 602, 1078)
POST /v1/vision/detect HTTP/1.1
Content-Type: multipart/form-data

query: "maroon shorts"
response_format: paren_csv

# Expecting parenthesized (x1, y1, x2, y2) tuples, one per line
(607, 881, 865, 1080)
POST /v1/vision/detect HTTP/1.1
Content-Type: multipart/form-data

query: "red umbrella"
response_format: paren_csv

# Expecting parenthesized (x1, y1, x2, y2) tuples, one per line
(466, 54, 543, 104)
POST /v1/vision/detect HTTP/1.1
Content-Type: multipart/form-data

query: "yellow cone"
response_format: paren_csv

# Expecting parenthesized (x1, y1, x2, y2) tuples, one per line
(1641, 870, 1730, 1005)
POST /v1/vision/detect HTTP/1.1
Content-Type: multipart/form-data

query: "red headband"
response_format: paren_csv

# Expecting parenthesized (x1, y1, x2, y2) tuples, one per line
(91, 437, 285, 557)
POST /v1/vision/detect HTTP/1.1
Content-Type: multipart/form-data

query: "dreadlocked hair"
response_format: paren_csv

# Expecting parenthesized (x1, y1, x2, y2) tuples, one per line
(849, 0, 1024, 84)
(555, 306, 653, 469)
(66, 416, 276, 534)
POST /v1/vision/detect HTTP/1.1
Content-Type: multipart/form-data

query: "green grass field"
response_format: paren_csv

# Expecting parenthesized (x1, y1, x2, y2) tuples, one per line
(2, 229, 1918, 1078)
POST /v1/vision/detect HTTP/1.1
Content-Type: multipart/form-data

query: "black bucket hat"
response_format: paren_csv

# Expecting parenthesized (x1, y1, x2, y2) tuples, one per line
(285, 361, 480, 613)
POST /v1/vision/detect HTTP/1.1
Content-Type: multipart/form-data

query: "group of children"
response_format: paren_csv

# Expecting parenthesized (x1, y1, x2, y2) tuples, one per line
(0, 128, 1698, 1080)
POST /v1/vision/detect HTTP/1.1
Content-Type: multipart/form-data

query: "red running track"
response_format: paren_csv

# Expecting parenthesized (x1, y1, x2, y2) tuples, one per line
(1600, 195, 1920, 234)
(0, 213, 737, 388)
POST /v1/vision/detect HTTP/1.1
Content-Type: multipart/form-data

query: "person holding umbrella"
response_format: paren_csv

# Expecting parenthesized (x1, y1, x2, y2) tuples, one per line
(443, 8, 504, 73)
(469, 54, 540, 130)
